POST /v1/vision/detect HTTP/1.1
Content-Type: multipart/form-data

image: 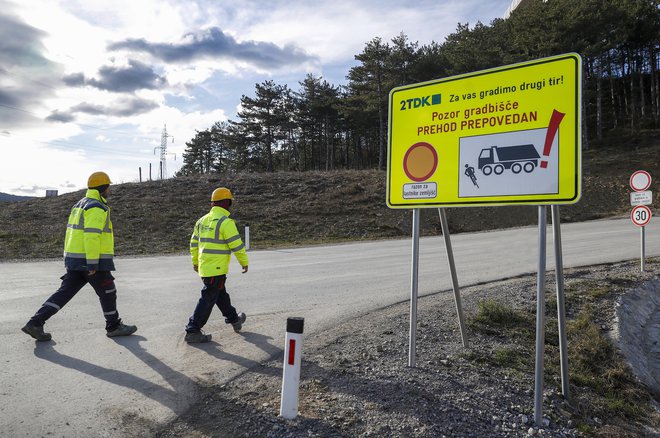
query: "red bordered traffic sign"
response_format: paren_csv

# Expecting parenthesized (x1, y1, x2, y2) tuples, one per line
(630, 170, 652, 192)
(403, 142, 438, 182)
(631, 205, 652, 227)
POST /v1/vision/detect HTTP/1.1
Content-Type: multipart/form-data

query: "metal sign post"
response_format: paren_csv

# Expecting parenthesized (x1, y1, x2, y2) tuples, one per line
(409, 209, 421, 367)
(630, 206, 652, 271)
(534, 206, 548, 426)
(438, 208, 468, 348)
(641, 226, 646, 272)
(629, 169, 653, 272)
(551, 206, 570, 400)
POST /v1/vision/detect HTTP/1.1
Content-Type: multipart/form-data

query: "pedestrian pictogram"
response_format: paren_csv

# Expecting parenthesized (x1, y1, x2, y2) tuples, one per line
(464, 164, 479, 187)
(631, 205, 652, 227)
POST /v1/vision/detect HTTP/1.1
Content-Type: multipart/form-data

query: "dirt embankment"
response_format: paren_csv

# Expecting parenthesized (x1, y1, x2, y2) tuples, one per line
(1, 135, 658, 261)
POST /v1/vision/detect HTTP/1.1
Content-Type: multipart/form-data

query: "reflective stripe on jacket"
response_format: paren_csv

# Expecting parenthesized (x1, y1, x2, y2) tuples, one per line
(190, 206, 248, 277)
(63, 189, 115, 271)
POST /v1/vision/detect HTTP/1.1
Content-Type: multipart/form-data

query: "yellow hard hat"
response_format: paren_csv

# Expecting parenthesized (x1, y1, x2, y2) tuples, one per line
(87, 171, 112, 188)
(211, 187, 233, 202)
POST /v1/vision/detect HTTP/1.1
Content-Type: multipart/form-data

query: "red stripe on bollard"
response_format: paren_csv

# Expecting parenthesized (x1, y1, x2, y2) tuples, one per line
(288, 339, 296, 365)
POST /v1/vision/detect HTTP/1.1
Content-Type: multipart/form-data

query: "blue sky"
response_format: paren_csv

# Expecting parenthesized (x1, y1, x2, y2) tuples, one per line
(0, 0, 513, 196)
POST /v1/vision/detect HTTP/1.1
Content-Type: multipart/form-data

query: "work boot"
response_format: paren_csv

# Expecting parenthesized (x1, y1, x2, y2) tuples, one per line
(185, 331, 212, 343)
(21, 323, 52, 341)
(106, 322, 138, 338)
(232, 312, 246, 333)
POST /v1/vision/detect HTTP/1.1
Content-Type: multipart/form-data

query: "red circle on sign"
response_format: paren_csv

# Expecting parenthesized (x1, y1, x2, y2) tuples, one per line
(631, 205, 652, 227)
(630, 170, 652, 192)
(403, 142, 438, 182)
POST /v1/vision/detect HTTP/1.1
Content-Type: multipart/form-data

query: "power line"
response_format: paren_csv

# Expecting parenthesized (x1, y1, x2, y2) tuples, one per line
(0, 130, 154, 159)
(47, 139, 151, 158)
(0, 102, 35, 115)
(0, 101, 160, 141)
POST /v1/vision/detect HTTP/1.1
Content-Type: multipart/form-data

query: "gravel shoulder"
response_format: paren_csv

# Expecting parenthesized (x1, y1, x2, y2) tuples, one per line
(156, 259, 660, 438)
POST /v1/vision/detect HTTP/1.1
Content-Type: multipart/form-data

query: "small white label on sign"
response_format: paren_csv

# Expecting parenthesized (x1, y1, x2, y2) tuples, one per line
(630, 191, 652, 206)
(403, 182, 437, 199)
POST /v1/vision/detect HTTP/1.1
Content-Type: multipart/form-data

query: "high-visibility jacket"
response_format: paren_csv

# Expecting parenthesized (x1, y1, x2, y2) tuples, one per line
(190, 206, 248, 277)
(63, 189, 115, 271)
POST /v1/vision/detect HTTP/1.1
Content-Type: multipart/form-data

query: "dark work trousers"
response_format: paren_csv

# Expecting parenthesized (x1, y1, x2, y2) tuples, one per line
(186, 275, 239, 333)
(28, 270, 121, 331)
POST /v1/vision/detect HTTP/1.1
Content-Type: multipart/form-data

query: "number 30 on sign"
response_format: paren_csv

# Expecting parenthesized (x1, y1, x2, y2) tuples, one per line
(631, 205, 652, 227)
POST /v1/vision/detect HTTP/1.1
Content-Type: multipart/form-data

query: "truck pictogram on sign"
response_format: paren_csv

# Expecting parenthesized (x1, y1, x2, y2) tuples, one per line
(478, 144, 540, 175)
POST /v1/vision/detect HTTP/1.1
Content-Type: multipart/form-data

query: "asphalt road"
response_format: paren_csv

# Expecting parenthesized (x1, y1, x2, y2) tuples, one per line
(1, 216, 658, 436)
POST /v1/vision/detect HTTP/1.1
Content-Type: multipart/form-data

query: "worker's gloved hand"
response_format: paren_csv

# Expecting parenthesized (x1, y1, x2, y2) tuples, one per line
(242, 265, 248, 273)
(88, 270, 96, 276)
(193, 265, 198, 272)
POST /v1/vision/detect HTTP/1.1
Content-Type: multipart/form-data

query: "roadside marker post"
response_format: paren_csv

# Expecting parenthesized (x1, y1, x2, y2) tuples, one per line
(386, 53, 582, 426)
(280, 317, 304, 419)
(630, 171, 653, 272)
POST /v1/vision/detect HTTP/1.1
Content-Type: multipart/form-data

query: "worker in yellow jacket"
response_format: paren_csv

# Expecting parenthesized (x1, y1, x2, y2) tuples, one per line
(22, 172, 137, 341)
(185, 187, 248, 343)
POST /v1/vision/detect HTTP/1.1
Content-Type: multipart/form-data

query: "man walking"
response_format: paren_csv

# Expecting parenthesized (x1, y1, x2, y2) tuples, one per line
(185, 187, 248, 343)
(21, 172, 137, 341)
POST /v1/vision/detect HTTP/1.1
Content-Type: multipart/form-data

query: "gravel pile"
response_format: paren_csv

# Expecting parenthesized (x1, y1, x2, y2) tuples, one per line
(158, 260, 659, 438)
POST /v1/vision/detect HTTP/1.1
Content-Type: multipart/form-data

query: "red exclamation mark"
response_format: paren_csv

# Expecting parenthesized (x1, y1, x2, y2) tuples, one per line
(540, 109, 565, 169)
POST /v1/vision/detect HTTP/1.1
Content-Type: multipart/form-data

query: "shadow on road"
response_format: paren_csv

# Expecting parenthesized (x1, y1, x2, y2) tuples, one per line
(187, 331, 283, 378)
(33, 337, 198, 414)
(239, 331, 282, 357)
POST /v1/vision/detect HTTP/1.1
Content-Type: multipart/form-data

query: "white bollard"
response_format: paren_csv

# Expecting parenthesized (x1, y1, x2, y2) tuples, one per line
(245, 224, 250, 251)
(279, 317, 304, 419)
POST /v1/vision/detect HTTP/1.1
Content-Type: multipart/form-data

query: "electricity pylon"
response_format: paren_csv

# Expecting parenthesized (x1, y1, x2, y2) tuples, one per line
(154, 124, 175, 179)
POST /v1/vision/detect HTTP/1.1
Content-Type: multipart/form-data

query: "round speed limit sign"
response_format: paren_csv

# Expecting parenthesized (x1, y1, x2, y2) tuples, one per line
(631, 205, 652, 227)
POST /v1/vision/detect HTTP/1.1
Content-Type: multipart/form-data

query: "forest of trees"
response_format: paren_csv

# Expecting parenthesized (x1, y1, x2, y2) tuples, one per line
(176, 0, 660, 176)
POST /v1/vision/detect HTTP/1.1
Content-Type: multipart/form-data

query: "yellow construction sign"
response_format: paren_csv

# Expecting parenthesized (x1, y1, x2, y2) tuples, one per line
(386, 53, 582, 208)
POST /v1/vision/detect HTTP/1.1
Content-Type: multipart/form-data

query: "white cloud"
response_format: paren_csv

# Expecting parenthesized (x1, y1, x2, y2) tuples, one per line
(0, 0, 513, 196)
(1, 135, 89, 194)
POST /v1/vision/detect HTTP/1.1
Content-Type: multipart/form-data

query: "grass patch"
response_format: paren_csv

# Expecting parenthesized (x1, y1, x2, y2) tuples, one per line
(460, 347, 531, 377)
(468, 299, 534, 338)
(465, 300, 537, 376)
(566, 306, 653, 422)
(466, 296, 658, 434)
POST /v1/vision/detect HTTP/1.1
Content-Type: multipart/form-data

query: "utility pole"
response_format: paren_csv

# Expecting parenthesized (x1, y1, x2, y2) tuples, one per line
(154, 124, 175, 179)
